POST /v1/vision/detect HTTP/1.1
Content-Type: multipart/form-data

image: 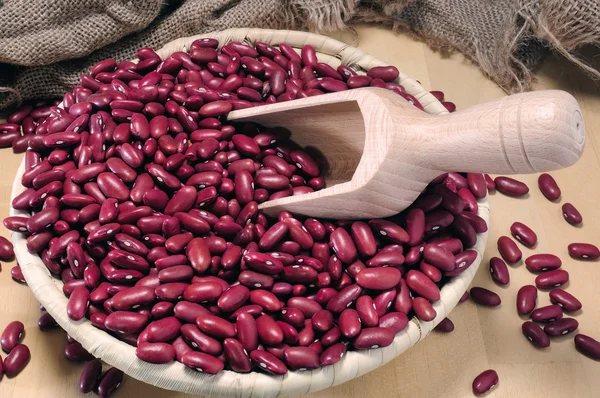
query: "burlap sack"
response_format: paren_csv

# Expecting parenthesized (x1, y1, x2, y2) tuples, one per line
(0, 0, 598, 110)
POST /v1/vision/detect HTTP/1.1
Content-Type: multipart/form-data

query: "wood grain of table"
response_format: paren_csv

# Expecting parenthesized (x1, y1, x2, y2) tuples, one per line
(0, 25, 598, 398)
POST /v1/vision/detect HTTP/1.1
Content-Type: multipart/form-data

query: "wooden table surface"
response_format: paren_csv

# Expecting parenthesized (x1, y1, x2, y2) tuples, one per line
(1, 25, 599, 398)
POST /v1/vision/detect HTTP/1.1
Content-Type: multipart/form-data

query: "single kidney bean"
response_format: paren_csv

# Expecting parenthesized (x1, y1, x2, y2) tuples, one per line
(354, 327, 395, 349)
(284, 346, 320, 370)
(326, 284, 362, 313)
(180, 324, 222, 355)
(250, 350, 287, 375)
(522, 321, 550, 348)
(320, 342, 347, 366)
(472, 369, 499, 395)
(355, 296, 379, 327)
(535, 270, 569, 288)
(0, 237, 15, 261)
(470, 287, 501, 307)
(97, 367, 124, 397)
(497, 236, 522, 263)
(574, 334, 600, 360)
(38, 312, 58, 330)
(223, 338, 251, 373)
(494, 176, 529, 196)
(350, 221, 377, 257)
(256, 315, 284, 346)
(406, 270, 440, 301)
(136, 342, 175, 364)
(549, 289, 582, 312)
(467, 173, 487, 198)
(423, 244, 455, 271)
(146, 316, 181, 342)
(4, 344, 30, 377)
(413, 297, 436, 321)
(531, 304, 563, 322)
(434, 317, 455, 333)
(405, 208, 425, 245)
(105, 311, 148, 335)
(196, 314, 236, 339)
(510, 222, 537, 247)
(311, 309, 334, 332)
(568, 243, 600, 260)
(218, 285, 250, 312)
(67, 286, 90, 321)
(356, 267, 402, 291)
(562, 203, 582, 225)
(538, 173, 561, 200)
(378, 312, 409, 334)
(489, 257, 510, 285)
(544, 318, 578, 336)
(79, 359, 103, 393)
(65, 342, 94, 361)
(368, 219, 409, 244)
(1, 321, 25, 353)
(517, 285, 537, 315)
(525, 254, 562, 272)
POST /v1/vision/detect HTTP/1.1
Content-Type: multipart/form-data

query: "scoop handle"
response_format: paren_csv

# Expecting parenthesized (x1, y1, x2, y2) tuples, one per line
(418, 90, 585, 174)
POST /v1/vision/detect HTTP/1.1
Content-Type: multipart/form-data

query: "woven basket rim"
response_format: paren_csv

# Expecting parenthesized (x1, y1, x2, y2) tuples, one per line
(10, 28, 488, 397)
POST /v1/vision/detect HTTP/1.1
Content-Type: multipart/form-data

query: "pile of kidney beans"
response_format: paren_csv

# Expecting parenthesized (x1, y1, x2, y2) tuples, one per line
(0, 37, 598, 396)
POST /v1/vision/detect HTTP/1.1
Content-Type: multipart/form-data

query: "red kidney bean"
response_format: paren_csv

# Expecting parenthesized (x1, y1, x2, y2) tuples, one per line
(538, 173, 561, 201)
(4, 344, 30, 377)
(544, 318, 578, 336)
(574, 334, 600, 360)
(250, 350, 287, 375)
(67, 286, 90, 321)
(79, 359, 103, 393)
(434, 317, 455, 333)
(413, 297, 436, 321)
(406, 270, 440, 301)
(196, 314, 235, 338)
(151, 302, 175, 319)
(525, 254, 562, 272)
(249, 289, 281, 312)
(1, 321, 25, 353)
(65, 342, 94, 361)
(489, 257, 510, 285)
(466, 173, 487, 198)
(105, 311, 148, 334)
(494, 176, 529, 196)
(470, 287, 501, 307)
(256, 315, 284, 346)
(568, 243, 600, 260)
(535, 270, 569, 288)
(145, 316, 181, 343)
(280, 307, 305, 329)
(369, 219, 409, 244)
(510, 222, 537, 247)
(549, 289, 582, 312)
(319, 342, 347, 366)
(497, 236, 522, 264)
(472, 369, 498, 395)
(288, 296, 322, 317)
(283, 346, 319, 370)
(531, 304, 563, 322)
(562, 203, 582, 225)
(38, 312, 58, 330)
(329, 227, 358, 264)
(378, 312, 409, 333)
(522, 321, 550, 348)
(217, 285, 250, 312)
(326, 284, 362, 313)
(136, 342, 175, 364)
(180, 324, 221, 355)
(519, 285, 540, 316)
(355, 296, 379, 327)
(423, 244, 455, 271)
(97, 367, 124, 397)
(367, 66, 399, 82)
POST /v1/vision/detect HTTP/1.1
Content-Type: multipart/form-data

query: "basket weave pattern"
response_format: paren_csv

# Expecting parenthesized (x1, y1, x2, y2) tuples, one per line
(9, 28, 489, 397)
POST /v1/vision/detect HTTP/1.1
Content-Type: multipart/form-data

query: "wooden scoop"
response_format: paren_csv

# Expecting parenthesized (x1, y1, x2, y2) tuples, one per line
(228, 88, 585, 219)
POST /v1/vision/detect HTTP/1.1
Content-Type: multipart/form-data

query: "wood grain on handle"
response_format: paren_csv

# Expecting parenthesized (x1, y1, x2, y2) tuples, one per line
(413, 90, 586, 174)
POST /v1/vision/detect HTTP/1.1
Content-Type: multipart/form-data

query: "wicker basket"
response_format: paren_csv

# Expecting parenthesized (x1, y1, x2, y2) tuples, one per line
(9, 28, 489, 397)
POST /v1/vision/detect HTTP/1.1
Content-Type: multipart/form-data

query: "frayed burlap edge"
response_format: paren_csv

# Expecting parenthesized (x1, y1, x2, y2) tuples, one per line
(519, 0, 600, 84)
